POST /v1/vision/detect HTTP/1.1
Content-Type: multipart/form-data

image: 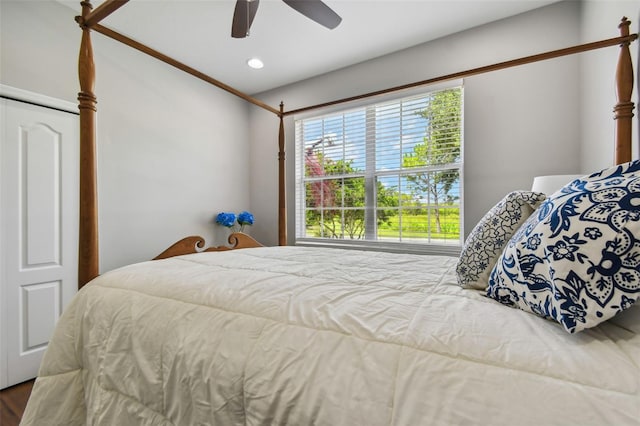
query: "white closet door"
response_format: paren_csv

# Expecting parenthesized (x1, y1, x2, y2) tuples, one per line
(0, 94, 79, 389)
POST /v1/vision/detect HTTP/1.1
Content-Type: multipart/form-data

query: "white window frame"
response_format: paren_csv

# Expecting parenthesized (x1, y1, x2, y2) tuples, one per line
(294, 81, 464, 256)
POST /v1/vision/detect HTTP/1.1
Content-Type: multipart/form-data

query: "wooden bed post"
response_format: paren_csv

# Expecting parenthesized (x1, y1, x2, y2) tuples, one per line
(278, 102, 287, 246)
(76, 0, 99, 288)
(615, 17, 635, 165)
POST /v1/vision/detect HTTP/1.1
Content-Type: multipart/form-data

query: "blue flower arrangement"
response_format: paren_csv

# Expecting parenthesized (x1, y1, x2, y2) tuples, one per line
(237, 211, 255, 229)
(216, 211, 255, 232)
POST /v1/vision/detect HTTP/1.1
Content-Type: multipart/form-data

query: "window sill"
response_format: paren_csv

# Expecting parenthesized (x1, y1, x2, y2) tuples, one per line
(295, 238, 461, 257)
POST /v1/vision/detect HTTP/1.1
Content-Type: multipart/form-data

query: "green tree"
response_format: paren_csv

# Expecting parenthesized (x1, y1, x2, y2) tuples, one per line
(305, 154, 398, 239)
(402, 88, 461, 233)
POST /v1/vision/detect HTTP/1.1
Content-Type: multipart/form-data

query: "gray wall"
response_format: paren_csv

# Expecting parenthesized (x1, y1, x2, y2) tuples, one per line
(2, 1, 638, 265)
(1, 1, 252, 272)
(580, 1, 639, 171)
(248, 1, 640, 247)
(249, 1, 588, 246)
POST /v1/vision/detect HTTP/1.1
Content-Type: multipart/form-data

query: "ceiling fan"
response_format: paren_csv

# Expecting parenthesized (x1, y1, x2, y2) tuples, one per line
(231, 0, 342, 38)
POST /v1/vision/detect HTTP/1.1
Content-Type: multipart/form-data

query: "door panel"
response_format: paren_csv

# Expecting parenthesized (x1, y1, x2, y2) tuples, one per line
(1, 97, 78, 389)
(22, 123, 61, 267)
(22, 281, 60, 351)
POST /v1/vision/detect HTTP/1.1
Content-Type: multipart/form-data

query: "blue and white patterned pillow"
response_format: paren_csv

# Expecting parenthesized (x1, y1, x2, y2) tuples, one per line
(487, 161, 640, 333)
(456, 191, 546, 290)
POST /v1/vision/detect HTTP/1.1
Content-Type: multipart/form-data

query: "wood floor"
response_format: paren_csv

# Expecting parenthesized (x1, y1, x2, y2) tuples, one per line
(0, 379, 34, 426)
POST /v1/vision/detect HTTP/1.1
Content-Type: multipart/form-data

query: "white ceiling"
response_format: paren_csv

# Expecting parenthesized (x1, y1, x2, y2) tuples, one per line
(60, 0, 561, 94)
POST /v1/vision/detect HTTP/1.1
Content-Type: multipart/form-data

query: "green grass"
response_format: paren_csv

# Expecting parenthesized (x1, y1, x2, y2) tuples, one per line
(306, 209, 460, 240)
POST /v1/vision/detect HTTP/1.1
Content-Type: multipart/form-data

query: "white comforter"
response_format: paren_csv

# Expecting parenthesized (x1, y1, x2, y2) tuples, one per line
(21, 246, 640, 425)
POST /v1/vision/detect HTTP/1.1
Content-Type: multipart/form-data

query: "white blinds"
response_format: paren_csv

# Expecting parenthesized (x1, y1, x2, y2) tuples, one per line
(295, 85, 463, 252)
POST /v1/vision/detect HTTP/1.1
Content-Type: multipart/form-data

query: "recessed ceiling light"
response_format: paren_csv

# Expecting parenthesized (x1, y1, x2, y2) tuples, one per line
(247, 58, 264, 69)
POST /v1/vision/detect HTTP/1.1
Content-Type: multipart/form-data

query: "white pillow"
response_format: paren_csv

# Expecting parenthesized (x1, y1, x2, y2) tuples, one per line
(456, 191, 546, 290)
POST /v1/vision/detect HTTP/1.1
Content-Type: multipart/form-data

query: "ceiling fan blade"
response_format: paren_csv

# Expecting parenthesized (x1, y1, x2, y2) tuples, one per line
(231, 0, 260, 38)
(282, 0, 342, 30)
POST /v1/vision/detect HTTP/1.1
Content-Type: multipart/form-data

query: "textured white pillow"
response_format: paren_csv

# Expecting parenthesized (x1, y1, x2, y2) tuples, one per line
(488, 161, 640, 333)
(456, 191, 546, 290)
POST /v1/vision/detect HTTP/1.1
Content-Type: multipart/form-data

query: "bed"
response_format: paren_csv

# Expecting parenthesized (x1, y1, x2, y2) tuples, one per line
(20, 245, 640, 425)
(20, 2, 640, 425)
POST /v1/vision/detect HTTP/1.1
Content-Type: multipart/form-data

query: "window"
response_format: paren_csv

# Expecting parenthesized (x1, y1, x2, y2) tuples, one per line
(295, 84, 463, 254)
